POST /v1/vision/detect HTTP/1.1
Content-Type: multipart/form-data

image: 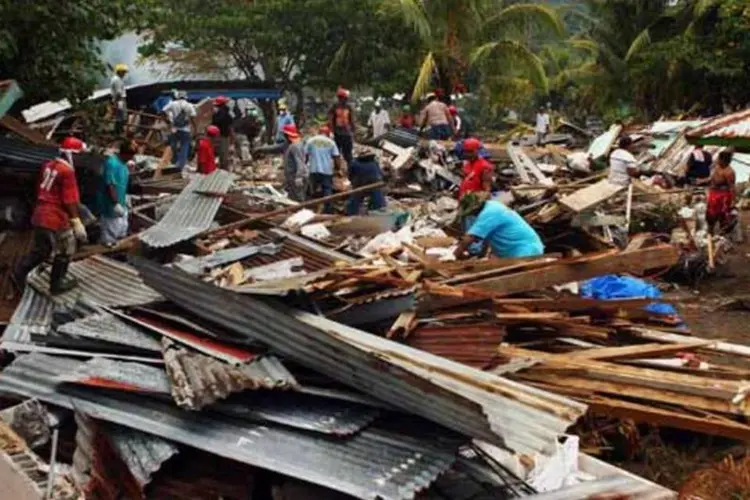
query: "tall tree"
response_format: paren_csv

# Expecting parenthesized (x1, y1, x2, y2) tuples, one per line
(0, 0, 143, 104)
(381, 0, 563, 101)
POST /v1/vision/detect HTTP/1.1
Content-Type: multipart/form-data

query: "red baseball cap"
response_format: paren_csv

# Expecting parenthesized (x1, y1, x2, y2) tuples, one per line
(463, 138, 481, 153)
(214, 96, 229, 106)
(206, 125, 220, 136)
(282, 124, 300, 138)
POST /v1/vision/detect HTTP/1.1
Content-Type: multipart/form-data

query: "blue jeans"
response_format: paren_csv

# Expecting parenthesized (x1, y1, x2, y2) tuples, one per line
(347, 188, 386, 215)
(310, 173, 334, 213)
(169, 130, 192, 170)
(428, 124, 452, 140)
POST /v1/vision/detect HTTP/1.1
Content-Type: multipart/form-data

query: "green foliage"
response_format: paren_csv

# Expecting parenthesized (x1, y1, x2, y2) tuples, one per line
(138, 0, 421, 95)
(0, 0, 143, 103)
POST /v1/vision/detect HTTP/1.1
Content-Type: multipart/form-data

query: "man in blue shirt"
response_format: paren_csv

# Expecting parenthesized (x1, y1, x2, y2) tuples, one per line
(454, 192, 544, 259)
(305, 125, 341, 213)
(95, 141, 134, 246)
(275, 102, 295, 143)
(347, 147, 386, 215)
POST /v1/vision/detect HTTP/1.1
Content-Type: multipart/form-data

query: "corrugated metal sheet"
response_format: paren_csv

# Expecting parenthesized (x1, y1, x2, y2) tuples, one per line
(175, 242, 282, 275)
(163, 338, 297, 411)
(0, 353, 461, 500)
(58, 312, 162, 352)
(1, 286, 53, 344)
(406, 324, 506, 369)
(59, 357, 171, 394)
(105, 424, 180, 490)
(0, 136, 105, 174)
(216, 392, 380, 436)
(140, 170, 235, 248)
(689, 109, 750, 140)
(26, 255, 162, 309)
(133, 258, 587, 456)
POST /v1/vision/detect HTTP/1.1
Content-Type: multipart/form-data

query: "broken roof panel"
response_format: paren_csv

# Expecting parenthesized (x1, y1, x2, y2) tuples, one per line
(58, 312, 162, 353)
(175, 242, 282, 274)
(0, 353, 460, 500)
(163, 338, 297, 411)
(140, 170, 235, 248)
(217, 391, 380, 436)
(1, 286, 54, 344)
(59, 357, 171, 394)
(105, 423, 180, 490)
(26, 255, 162, 309)
(133, 258, 587, 456)
(688, 109, 750, 147)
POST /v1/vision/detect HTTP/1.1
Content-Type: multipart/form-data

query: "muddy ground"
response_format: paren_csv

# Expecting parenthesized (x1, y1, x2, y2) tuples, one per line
(603, 222, 750, 493)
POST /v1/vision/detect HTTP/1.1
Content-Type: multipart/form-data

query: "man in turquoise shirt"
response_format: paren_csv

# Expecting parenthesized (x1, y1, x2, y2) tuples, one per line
(95, 142, 134, 246)
(454, 192, 544, 259)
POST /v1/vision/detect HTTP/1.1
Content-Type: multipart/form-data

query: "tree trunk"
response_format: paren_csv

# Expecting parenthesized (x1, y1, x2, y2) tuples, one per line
(258, 99, 276, 144)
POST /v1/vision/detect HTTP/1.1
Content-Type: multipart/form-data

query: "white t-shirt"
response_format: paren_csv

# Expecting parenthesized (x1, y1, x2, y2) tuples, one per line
(110, 75, 126, 102)
(608, 148, 637, 186)
(535, 113, 550, 134)
(163, 99, 197, 133)
(368, 109, 391, 137)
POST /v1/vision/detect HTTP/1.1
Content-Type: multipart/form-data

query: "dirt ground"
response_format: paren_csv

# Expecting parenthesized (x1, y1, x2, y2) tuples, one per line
(604, 218, 750, 493)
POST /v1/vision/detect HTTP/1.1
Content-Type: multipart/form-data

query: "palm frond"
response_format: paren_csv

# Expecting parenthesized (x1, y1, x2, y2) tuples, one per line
(625, 28, 651, 62)
(567, 37, 600, 55)
(484, 4, 565, 38)
(471, 40, 548, 93)
(379, 0, 431, 43)
(411, 52, 436, 103)
(686, 0, 720, 35)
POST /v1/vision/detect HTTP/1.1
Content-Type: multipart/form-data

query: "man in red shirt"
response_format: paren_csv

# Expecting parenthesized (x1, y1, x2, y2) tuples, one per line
(328, 87, 356, 166)
(13, 137, 89, 295)
(197, 125, 219, 174)
(458, 138, 494, 199)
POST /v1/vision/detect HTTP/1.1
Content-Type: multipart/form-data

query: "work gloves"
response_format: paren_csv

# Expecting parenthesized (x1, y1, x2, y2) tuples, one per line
(113, 204, 126, 218)
(70, 218, 88, 243)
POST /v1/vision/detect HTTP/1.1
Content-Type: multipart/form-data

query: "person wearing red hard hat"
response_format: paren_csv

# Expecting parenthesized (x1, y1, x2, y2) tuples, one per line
(282, 124, 308, 201)
(13, 137, 89, 294)
(305, 124, 342, 213)
(458, 137, 494, 200)
(197, 126, 220, 174)
(328, 86, 356, 166)
(211, 95, 235, 170)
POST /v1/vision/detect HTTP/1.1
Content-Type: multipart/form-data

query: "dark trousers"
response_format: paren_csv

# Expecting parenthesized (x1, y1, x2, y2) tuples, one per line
(346, 188, 386, 215)
(310, 173, 334, 213)
(334, 133, 354, 165)
(114, 107, 127, 136)
(428, 124, 452, 140)
(13, 227, 73, 292)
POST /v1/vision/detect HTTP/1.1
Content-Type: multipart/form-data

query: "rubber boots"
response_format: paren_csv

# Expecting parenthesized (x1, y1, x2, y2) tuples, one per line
(49, 256, 78, 295)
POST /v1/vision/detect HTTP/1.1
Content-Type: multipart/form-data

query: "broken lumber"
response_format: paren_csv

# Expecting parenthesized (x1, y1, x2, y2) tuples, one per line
(564, 340, 716, 361)
(466, 245, 679, 296)
(559, 179, 625, 213)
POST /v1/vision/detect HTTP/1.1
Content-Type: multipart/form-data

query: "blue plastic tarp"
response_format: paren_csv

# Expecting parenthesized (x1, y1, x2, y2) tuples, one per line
(580, 275, 679, 317)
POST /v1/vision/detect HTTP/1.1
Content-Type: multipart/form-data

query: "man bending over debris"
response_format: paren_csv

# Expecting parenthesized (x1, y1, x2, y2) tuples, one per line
(419, 93, 454, 140)
(13, 137, 88, 294)
(608, 136, 639, 186)
(454, 192, 544, 260)
(458, 138, 493, 200)
(282, 124, 308, 202)
(96, 140, 135, 247)
(306, 125, 341, 214)
(347, 147, 386, 215)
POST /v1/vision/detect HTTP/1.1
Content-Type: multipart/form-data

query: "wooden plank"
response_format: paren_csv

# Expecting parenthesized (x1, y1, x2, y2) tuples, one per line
(0, 115, 54, 145)
(506, 144, 531, 183)
(564, 340, 716, 361)
(559, 179, 625, 213)
(466, 245, 679, 296)
(633, 328, 750, 359)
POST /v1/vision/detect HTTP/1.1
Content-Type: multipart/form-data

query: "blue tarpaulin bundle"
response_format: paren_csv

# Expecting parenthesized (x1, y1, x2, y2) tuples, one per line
(580, 275, 679, 317)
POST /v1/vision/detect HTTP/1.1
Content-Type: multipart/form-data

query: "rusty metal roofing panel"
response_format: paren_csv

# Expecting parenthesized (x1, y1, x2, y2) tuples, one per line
(1, 286, 53, 344)
(407, 324, 506, 369)
(688, 109, 750, 140)
(105, 424, 179, 490)
(0, 353, 461, 500)
(133, 259, 587, 456)
(140, 170, 235, 248)
(57, 312, 162, 352)
(26, 255, 163, 309)
(163, 338, 297, 411)
(216, 391, 380, 436)
(59, 357, 171, 394)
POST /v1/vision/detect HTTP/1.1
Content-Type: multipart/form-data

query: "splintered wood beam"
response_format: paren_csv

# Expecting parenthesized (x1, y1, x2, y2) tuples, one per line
(466, 245, 679, 296)
(564, 340, 717, 361)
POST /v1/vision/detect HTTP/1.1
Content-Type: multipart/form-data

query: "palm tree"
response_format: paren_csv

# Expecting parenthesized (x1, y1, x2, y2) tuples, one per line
(381, 0, 564, 101)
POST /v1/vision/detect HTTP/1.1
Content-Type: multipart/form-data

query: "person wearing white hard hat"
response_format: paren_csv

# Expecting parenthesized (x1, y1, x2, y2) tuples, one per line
(111, 63, 129, 135)
(13, 137, 89, 295)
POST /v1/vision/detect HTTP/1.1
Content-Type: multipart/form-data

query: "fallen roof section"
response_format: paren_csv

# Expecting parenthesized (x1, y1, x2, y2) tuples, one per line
(26, 255, 163, 309)
(687, 108, 750, 148)
(133, 258, 587, 456)
(1, 286, 53, 344)
(140, 170, 235, 248)
(104, 423, 180, 491)
(0, 353, 461, 500)
(57, 312, 162, 353)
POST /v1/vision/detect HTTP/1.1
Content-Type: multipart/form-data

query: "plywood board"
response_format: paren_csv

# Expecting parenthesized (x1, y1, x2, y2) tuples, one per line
(559, 179, 625, 213)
